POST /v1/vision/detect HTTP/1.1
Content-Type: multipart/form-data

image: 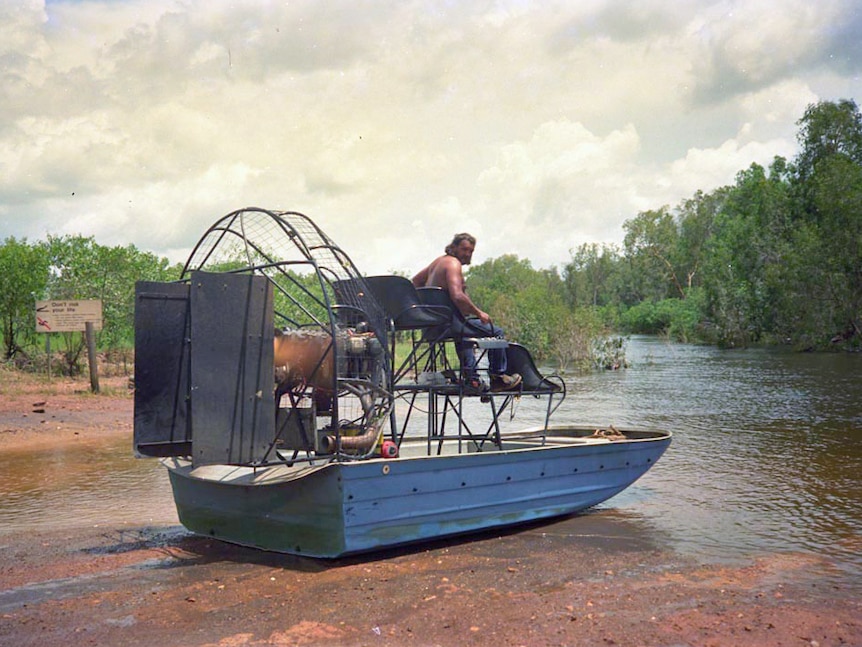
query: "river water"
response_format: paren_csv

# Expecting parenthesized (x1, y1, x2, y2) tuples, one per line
(569, 336, 862, 587)
(1, 336, 860, 587)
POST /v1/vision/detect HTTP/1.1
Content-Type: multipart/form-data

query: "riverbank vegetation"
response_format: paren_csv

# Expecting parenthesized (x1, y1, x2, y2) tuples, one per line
(474, 98, 862, 353)
(2, 99, 860, 375)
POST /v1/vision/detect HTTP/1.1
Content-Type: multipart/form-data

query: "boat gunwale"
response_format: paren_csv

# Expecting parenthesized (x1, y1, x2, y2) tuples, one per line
(163, 425, 671, 486)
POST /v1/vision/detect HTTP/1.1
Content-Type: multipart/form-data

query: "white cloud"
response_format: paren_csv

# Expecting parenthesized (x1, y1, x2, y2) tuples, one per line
(470, 120, 642, 266)
(1, 0, 860, 277)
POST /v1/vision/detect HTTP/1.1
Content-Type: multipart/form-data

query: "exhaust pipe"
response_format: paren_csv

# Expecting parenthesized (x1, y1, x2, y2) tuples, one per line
(321, 421, 381, 453)
(321, 382, 389, 454)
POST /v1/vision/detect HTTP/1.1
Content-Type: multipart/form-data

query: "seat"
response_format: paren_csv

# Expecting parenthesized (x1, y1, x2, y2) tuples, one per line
(505, 343, 562, 393)
(416, 286, 510, 383)
(415, 286, 454, 336)
(416, 286, 493, 338)
(415, 285, 449, 308)
(414, 286, 464, 374)
(410, 288, 565, 450)
(358, 276, 452, 384)
(363, 276, 451, 331)
(419, 288, 561, 389)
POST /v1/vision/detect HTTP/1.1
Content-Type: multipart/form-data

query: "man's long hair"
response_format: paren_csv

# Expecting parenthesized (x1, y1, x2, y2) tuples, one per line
(445, 233, 476, 256)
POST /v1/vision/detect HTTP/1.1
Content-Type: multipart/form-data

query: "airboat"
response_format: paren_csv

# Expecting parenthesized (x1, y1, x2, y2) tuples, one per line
(133, 208, 670, 558)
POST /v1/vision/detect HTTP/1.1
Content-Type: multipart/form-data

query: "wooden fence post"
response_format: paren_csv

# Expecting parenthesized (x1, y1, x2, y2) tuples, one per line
(85, 321, 100, 393)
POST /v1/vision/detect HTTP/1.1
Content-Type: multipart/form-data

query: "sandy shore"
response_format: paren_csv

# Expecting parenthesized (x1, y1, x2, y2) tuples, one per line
(0, 370, 134, 450)
(1, 369, 859, 646)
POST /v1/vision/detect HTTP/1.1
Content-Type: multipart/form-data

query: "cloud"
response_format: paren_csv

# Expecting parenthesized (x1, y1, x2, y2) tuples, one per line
(470, 120, 642, 265)
(686, 0, 859, 105)
(1, 0, 860, 276)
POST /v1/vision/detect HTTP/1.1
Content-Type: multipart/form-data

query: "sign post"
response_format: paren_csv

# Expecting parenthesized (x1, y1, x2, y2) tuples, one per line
(35, 300, 103, 392)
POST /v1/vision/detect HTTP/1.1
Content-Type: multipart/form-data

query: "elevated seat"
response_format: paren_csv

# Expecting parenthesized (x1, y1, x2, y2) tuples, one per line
(406, 286, 565, 450)
(415, 286, 468, 343)
(506, 342, 562, 393)
(359, 276, 452, 383)
(414, 285, 473, 377)
(363, 276, 451, 331)
(417, 287, 560, 392)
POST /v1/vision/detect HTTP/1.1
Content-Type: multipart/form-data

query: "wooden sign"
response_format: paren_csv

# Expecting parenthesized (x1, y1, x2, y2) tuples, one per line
(35, 300, 103, 333)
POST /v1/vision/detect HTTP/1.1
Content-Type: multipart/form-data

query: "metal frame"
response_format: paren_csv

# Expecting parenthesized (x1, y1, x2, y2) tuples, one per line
(135, 207, 567, 468)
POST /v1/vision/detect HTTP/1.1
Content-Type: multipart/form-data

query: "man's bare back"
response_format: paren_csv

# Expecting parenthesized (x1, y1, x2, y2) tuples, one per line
(412, 237, 490, 324)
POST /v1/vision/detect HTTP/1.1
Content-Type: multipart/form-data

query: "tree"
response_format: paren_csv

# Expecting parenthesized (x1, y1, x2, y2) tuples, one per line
(41, 235, 179, 374)
(465, 255, 569, 361)
(563, 243, 621, 308)
(623, 208, 686, 300)
(700, 162, 792, 346)
(795, 99, 862, 187)
(675, 188, 728, 291)
(809, 154, 862, 342)
(0, 238, 49, 361)
(787, 99, 862, 347)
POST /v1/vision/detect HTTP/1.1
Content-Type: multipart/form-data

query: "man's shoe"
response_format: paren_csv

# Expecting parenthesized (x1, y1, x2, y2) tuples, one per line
(463, 376, 488, 395)
(490, 373, 522, 392)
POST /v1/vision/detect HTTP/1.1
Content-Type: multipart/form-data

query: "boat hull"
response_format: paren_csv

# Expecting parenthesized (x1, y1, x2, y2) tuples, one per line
(165, 426, 671, 558)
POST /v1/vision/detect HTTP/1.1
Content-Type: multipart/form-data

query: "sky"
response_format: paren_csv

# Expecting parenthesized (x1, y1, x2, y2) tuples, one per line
(2, 1, 861, 276)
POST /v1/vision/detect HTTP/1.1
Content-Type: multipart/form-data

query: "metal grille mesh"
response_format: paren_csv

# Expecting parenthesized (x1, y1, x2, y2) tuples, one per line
(181, 208, 388, 343)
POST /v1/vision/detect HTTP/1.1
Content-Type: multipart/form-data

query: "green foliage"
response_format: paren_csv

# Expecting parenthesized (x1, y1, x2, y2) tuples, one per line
(809, 154, 862, 344)
(40, 235, 180, 374)
(563, 242, 621, 307)
(461, 255, 620, 369)
(795, 98, 862, 187)
(549, 306, 616, 371)
(0, 237, 49, 361)
(605, 98, 862, 350)
(272, 270, 330, 328)
(0, 235, 178, 374)
(466, 255, 565, 361)
(591, 336, 629, 371)
(623, 207, 686, 300)
(619, 291, 704, 342)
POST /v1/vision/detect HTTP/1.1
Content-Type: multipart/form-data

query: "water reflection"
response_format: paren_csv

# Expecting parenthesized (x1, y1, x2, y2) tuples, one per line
(580, 338, 862, 587)
(0, 435, 178, 536)
(0, 337, 859, 588)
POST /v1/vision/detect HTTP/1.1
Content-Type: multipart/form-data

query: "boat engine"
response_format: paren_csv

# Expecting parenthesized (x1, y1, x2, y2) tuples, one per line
(273, 328, 384, 391)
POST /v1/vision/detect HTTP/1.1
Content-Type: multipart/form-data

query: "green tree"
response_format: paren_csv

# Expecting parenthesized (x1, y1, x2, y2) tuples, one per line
(623, 208, 686, 300)
(795, 99, 862, 188)
(0, 238, 49, 361)
(562, 243, 621, 308)
(41, 235, 178, 373)
(786, 99, 862, 347)
(808, 154, 862, 343)
(700, 162, 792, 346)
(466, 255, 568, 361)
(675, 188, 727, 291)
(548, 306, 609, 371)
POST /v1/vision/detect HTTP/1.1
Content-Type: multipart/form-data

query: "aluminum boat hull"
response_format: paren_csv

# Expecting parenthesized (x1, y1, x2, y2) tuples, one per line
(164, 426, 671, 558)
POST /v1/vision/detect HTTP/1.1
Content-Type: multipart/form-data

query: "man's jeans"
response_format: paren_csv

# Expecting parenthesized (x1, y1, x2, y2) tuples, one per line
(450, 317, 508, 379)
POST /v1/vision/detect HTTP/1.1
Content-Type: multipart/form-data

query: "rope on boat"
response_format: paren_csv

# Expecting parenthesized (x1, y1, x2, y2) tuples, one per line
(591, 425, 626, 441)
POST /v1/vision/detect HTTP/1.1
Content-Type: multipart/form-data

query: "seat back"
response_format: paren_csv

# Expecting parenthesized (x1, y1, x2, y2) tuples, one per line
(506, 342, 561, 392)
(365, 276, 450, 330)
(416, 286, 459, 340)
(416, 285, 451, 309)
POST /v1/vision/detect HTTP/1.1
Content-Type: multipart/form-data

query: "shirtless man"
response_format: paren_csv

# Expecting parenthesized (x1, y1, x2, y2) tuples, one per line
(412, 233, 521, 391)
